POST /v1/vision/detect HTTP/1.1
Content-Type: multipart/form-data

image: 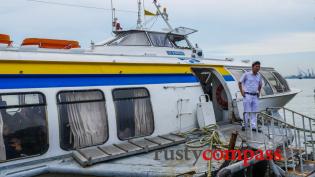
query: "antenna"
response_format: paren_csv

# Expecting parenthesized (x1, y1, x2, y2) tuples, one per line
(137, 0, 143, 29)
(153, 0, 172, 30)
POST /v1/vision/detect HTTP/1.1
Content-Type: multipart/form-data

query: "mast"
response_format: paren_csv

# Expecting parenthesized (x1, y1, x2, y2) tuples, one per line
(111, 0, 116, 32)
(137, 0, 143, 29)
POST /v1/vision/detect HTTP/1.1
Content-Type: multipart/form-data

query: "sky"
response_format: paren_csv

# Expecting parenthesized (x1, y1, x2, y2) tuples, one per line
(1, 0, 315, 76)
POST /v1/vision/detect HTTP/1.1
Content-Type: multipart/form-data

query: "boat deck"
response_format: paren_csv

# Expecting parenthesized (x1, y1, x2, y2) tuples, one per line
(1, 123, 293, 177)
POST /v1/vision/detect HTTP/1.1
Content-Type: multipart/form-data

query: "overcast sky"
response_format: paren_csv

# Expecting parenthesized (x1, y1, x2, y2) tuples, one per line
(1, 0, 315, 76)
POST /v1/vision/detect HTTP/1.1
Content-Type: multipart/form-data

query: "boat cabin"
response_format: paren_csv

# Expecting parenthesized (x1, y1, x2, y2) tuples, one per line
(94, 28, 203, 58)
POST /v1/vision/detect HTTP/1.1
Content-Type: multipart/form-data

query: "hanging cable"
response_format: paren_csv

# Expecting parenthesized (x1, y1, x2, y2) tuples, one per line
(149, 16, 159, 29)
(25, 0, 138, 14)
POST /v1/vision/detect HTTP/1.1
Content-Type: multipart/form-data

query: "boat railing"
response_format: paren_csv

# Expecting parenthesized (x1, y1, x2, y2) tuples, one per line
(266, 107, 315, 161)
(243, 107, 315, 175)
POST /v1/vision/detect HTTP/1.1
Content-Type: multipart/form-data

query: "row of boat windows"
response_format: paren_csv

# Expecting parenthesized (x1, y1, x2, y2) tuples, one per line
(107, 31, 192, 49)
(229, 69, 290, 96)
(0, 88, 154, 162)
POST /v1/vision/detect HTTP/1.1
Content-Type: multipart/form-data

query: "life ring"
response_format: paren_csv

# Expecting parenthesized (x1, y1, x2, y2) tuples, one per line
(215, 84, 228, 109)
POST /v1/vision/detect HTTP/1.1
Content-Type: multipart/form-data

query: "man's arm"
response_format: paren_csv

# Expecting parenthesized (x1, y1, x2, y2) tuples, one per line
(258, 77, 262, 96)
(239, 73, 246, 97)
(238, 82, 245, 97)
(258, 84, 262, 96)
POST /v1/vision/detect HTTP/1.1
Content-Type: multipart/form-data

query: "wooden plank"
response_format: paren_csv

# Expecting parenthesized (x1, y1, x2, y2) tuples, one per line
(72, 151, 89, 167)
(114, 142, 143, 152)
(78, 147, 110, 165)
(145, 136, 173, 146)
(99, 145, 126, 156)
(129, 138, 159, 150)
(160, 134, 186, 143)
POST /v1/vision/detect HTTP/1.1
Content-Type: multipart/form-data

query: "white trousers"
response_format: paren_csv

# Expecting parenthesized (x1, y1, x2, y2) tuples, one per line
(243, 94, 259, 128)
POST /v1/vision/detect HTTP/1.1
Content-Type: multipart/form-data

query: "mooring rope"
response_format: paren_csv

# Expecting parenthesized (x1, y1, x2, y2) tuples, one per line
(178, 125, 244, 177)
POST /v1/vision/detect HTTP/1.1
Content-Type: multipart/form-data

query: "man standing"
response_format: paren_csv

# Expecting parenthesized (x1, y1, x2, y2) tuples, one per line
(238, 61, 262, 131)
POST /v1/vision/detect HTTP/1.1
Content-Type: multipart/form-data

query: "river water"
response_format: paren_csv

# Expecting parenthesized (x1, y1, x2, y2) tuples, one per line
(286, 79, 315, 118)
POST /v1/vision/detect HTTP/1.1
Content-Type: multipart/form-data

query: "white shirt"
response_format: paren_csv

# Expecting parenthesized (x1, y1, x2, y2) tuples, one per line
(240, 71, 262, 93)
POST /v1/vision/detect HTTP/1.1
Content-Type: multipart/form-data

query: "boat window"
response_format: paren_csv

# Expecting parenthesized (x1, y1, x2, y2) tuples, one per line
(168, 35, 191, 49)
(148, 33, 173, 47)
(57, 90, 108, 150)
(260, 71, 284, 93)
(272, 71, 290, 92)
(113, 88, 154, 140)
(229, 69, 245, 81)
(230, 68, 274, 96)
(260, 75, 274, 96)
(108, 32, 150, 46)
(0, 92, 48, 162)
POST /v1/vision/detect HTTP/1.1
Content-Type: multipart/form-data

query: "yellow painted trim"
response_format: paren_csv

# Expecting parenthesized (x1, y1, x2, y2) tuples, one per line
(0, 60, 231, 75)
(215, 67, 230, 76)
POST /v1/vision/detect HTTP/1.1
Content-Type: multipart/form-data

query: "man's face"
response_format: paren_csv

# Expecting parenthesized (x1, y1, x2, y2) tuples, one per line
(10, 138, 22, 151)
(252, 64, 260, 73)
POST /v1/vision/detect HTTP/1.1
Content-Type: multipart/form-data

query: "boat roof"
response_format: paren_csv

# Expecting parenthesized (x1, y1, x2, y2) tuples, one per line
(113, 27, 198, 36)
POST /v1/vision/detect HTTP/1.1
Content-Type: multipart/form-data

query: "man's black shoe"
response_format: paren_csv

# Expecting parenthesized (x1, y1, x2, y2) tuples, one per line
(242, 126, 245, 131)
(252, 128, 262, 133)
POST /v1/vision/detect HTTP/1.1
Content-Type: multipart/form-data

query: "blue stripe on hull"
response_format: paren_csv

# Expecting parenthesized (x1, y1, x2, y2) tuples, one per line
(0, 74, 199, 89)
(223, 75, 235, 81)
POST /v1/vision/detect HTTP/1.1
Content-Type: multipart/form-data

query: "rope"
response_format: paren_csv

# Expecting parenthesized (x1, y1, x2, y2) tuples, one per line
(207, 130, 215, 177)
(178, 124, 232, 177)
(181, 125, 227, 149)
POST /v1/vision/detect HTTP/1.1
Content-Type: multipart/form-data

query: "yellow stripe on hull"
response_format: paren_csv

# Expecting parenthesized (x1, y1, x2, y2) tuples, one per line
(0, 60, 231, 75)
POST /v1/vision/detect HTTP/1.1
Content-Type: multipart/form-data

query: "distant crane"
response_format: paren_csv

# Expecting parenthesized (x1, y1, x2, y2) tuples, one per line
(295, 68, 315, 79)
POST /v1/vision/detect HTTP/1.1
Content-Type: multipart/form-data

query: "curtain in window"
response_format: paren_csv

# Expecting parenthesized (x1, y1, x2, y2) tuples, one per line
(64, 92, 107, 149)
(133, 90, 153, 136)
(114, 88, 154, 140)
(0, 113, 6, 160)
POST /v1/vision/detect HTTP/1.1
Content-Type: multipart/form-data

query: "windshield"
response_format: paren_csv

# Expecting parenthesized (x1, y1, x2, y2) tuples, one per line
(147, 32, 191, 49)
(148, 33, 172, 47)
(260, 71, 285, 93)
(272, 71, 290, 92)
(168, 35, 191, 49)
(108, 32, 150, 46)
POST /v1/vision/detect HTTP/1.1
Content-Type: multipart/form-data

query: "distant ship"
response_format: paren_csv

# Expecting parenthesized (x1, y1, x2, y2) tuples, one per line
(285, 68, 315, 79)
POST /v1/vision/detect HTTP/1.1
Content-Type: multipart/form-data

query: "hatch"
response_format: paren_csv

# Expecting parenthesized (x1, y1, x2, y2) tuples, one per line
(21, 38, 81, 49)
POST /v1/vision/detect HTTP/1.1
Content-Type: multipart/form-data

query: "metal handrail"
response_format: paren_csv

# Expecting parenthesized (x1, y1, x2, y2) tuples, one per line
(244, 111, 305, 131)
(259, 112, 315, 134)
(266, 106, 315, 161)
(242, 107, 315, 174)
(266, 107, 315, 121)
